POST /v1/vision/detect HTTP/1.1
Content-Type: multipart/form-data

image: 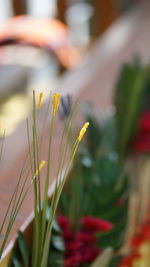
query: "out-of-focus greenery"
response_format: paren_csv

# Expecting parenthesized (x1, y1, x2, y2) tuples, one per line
(9, 60, 150, 267)
(59, 104, 129, 264)
(60, 60, 150, 265)
(115, 61, 150, 160)
(8, 207, 65, 267)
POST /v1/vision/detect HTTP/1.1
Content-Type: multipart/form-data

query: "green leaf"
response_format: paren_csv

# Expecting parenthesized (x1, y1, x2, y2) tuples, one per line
(108, 255, 122, 267)
(97, 220, 126, 250)
(99, 200, 128, 223)
(81, 102, 102, 158)
(48, 250, 64, 267)
(17, 231, 29, 267)
(101, 115, 118, 154)
(52, 219, 61, 234)
(95, 156, 120, 188)
(8, 251, 22, 267)
(115, 62, 148, 160)
(51, 235, 65, 252)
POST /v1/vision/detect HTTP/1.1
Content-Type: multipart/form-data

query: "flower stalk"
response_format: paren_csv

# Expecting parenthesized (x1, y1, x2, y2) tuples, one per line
(29, 90, 89, 267)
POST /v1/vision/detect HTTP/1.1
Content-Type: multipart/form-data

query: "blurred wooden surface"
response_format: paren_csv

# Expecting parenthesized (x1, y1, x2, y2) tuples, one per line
(1, 0, 150, 258)
(90, 0, 118, 38)
(12, 0, 27, 15)
(56, 0, 67, 24)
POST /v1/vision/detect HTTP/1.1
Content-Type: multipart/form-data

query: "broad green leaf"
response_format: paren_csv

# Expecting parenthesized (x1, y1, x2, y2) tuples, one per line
(52, 219, 61, 234)
(115, 62, 149, 160)
(17, 231, 29, 267)
(51, 235, 65, 251)
(81, 102, 102, 158)
(97, 220, 126, 250)
(48, 250, 64, 267)
(8, 252, 21, 267)
(108, 256, 122, 267)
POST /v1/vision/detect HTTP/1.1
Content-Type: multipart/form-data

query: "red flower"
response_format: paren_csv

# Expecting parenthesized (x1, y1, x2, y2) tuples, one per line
(75, 232, 96, 244)
(120, 205, 150, 266)
(141, 224, 150, 239)
(139, 111, 150, 132)
(132, 134, 150, 152)
(63, 229, 74, 242)
(66, 240, 83, 252)
(132, 110, 150, 153)
(57, 215, 104, 266)
(65, 246, 101, 266)
(65, 253, 82, 266)
(80, 216, 113, 233)
(81, 246, 101, 263)
(57, 215, 70, 231)
(119, 252, 141, 267)
(66, 232, 96, 252)
(131, 235, 144, 248)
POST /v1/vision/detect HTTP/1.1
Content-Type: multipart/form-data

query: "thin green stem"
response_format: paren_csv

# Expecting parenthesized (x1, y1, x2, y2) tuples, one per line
(32, 91, 40, 267)
(0, 153, 29, 241)
(41, 140, 79, 267)
(40, 115, 55, 257)
(0, 186, 29, 257)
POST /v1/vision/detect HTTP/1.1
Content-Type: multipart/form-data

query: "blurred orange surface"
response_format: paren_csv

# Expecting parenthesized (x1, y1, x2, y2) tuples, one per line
(0, 16, 81, 68)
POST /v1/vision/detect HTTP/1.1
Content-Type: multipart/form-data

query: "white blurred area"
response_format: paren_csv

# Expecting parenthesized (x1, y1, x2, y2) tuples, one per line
(0, 0, 92, 48)
(0, 0, 59, 136)
(27, 0, 56, 17)
(0, 0, 12, 26)
(0, 0, 91, 136)
(0, 0, 56, 25)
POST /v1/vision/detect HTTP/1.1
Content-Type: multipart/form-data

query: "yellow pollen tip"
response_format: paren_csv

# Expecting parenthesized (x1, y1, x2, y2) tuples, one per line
(38, 92, 44, 109)
(78, 122, 89, 142)
(35, 160, 46, 176)
(84, 122, 90, 129)
(53, 93, 60, 116)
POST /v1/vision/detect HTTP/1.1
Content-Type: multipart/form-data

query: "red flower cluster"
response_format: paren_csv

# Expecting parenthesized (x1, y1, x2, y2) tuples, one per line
(119, 212, 150, 266)
(132, 110, 150, 152)
(131, 216, 150, 248)
(118, 252, 141, 266)
(80, 216, 113, 233)
(57, 215, 113, 266)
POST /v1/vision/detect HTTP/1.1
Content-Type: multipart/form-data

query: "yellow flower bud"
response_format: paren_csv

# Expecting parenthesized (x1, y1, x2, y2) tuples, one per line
(35, 160, 46, 176)
(84, 122, 89, 129)
(78, 122, 89, 142)
(38, 92, 44, 109)
(53, 93, 60, 116)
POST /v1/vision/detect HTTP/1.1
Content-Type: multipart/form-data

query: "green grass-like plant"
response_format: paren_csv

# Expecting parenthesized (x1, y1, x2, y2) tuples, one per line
(0, 135, 31, 258)
(25, 91, 89, 267)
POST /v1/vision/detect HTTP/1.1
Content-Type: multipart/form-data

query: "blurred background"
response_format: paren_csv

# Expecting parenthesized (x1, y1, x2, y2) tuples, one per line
(1, 1, 150, 262)
(0, 0, 141, 136)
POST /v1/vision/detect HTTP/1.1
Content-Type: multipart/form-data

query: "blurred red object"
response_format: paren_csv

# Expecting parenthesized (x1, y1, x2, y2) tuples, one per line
(119, 207, 150, 266)
(131, 110, 150, 153)
(0, 16, 81, 68)
(80, 216, 113, 232)
(57, 215, 103, 266)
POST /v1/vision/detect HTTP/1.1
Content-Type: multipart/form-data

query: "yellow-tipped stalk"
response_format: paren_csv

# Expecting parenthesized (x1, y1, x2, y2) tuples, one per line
(35, 160, 46, 176)
(30, 91, 89, 267)
(41, 120, 90, 267)
(32, 160, 46, 183)
(52, 93, 60, 116)
(78, 122, 89, 142)
(38, 92, 44, 109)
